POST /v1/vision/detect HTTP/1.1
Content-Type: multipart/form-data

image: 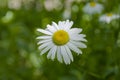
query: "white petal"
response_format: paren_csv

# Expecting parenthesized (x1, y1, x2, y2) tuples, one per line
(61, 46, 70, 64)
(70, 34, 87, 42)
(69, 28, 82, 34)
(37, 39, 52, 45)
(40, 43, 54, 55)
(47, 49, 52, 59)
(47, 45, 57, 60)
(37, 29, 52, 35)
(65, 45, 73, 62)
(67, 42, 82, 54)
(64, 20, 73, 30)
(51, 46, 57, 60)
(38, 41, 52, 50)
(112, 15, 120, 19)
(70, 40, 87, 48)
(36, 36, 51, 39)
(47, 24, 57, 33)
(52, 22, 59, 30)
(105, 17, 111, 23)
(78, 34, 86, 37)
(58, 21, 65, 29)
(57, 47, 63, 63)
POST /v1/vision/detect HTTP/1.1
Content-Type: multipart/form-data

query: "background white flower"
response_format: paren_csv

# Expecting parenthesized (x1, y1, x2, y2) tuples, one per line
(99, 13, 120, 23)
(44, 0, 62, 11)
(83, 1, 103, 15)
(36, 20, 87, 64)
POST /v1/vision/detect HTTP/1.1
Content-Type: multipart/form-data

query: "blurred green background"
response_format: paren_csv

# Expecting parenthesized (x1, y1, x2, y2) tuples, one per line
(0, 0, 120, 80)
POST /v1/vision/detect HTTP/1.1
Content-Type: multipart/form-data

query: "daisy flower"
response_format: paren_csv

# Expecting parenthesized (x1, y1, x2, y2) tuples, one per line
(99, 13, 120, 24)
(36, 20, 87, 64)
(83, 1, 103, 15)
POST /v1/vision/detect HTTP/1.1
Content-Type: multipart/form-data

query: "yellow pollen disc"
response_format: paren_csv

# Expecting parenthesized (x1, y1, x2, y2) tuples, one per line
(52, 30, 69, 45)
(90, 2, 96, 7)
(106, 13, 112, 17)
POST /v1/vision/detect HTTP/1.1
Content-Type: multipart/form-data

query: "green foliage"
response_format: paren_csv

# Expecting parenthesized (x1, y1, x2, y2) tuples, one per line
(0, 0, 120, 80)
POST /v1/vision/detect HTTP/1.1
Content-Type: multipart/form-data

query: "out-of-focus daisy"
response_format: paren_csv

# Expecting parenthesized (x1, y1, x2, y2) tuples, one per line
(63, 10, 71, 19)
(99, 13, 120, 24)
(1, 11, 14, 23)
(36, 20, 87, 64)
(44, 0, 62, 11)
(8, 0, 22, 10)
(83, 1, 103, 15)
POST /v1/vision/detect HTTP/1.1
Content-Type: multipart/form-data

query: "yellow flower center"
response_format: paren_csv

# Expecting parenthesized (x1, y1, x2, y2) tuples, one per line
(106, 13, 112, 17)
(52, 30, 69, 46)
(90, 2, 96, 7)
